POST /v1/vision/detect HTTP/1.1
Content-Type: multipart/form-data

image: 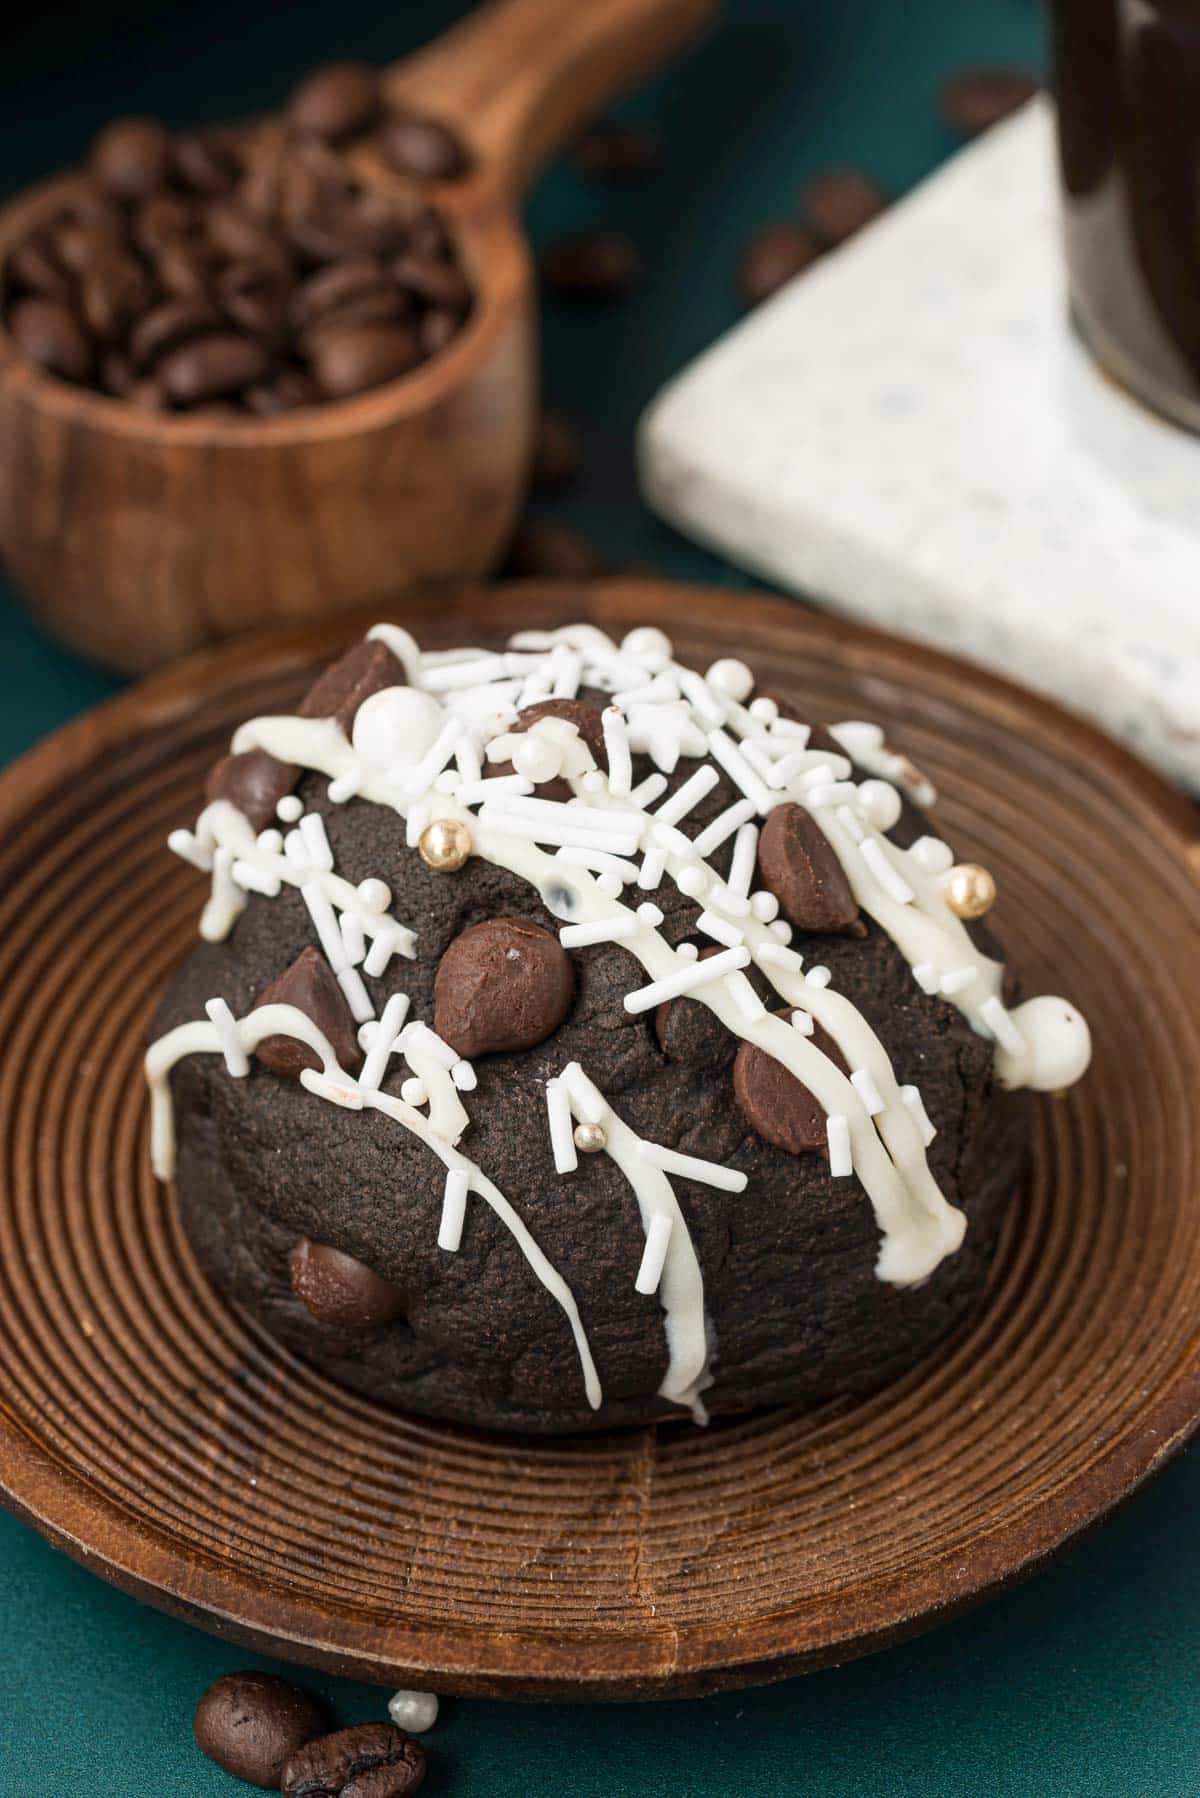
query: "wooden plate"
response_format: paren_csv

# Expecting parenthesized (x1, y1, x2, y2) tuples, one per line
(1, 579, 1197, 1702)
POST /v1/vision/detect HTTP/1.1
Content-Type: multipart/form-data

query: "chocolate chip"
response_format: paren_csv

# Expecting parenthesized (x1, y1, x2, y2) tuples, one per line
(518, 698, 609, 771)
(757, 802, 862, 935)
(282, 1722, 426, 1798)
(288, 62, 382, 144)
(7, 298, 90, 381)
(532, 409, 582, 495)
(434, 918, 574, 1059)
(309, 321, 422, 398)
(801, 168, 888, 245)
(157, 332, 272, 403)
(290, 1239, 407, 1332)
(656, 947, 734, 1066)
(733, 1013, 849, 1155)
(379, 110, 472, 181)
(570, 119, 659, 181)
(737, 223, 820, 307)
(253, 946, 364, 1077)
(505, 519, 605, 579)
(299, 638, 407, 735)
(205, 746, 298, 831)
(88, 116, 173, 201)
(940, 68, 1039, 136)
(542, 231, 639, 300)
(194, 1671, 325, 1791)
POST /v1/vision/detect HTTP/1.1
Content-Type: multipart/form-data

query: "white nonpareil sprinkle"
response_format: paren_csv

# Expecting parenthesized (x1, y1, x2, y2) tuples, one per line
(624, 945, 750, 1014)
(628, 772, 669, 808)
(750, 889, 779, 922)
(826, 1115, 853, 1177)
(830, 720, 885, 760)
(636, 902, 664, 927)
(546, 1078, 578, 1174)
(512, 733, 563, 786)
(769, 919, 793, 943)
(602, 707, 633, 797)
(900, 1084, 937, 1147)
(438, 1168, 469, 1252)
(911, 835, 955, 874)
(805, 964, 832, 988)
(707, 729, 773, 814)
(400, 1077, 427, 1107)
(860, 838, 915, 905)
(697, 909, 744, 949)
(635, 1212, 674, 1295)
(850, 1067, 886, 1117)
(791, 1008, 815, 1035)
(940, 967, 977, 995)
(638, 845, 667, 891)
(727, 821, 759, 898)
(756, 942, 804, 974)
(596, 872, 622, 899)
(275, 794, 304, 824)
(167, 828, 212, 872)
(706, 657, 755, 702)
(857, 778, 903, 831)
(337, 965, 374, 1024)
(359, 992, 410, 1092)
(749, 696, 779, 723)
(622, 625, 673, 662)
(559, 915, 640, 948)
(676, 942, 699, 962)
(912, 962, 940, 994)
(654, 762, 720, 828)
(340, 910, 366, 967)
(676, 863, 708, 899)
(981, 995, 1027, 1057)
(299, 811, 334, 872)
(451, 1060, 476, 1092)
(204, 997, 248, 1076)
(357, 877, 391, 912)
(691, 798, 755, 859)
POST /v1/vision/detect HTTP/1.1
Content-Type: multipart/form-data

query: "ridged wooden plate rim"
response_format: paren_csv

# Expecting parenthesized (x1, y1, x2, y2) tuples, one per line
(0, 577, 1197, 1702)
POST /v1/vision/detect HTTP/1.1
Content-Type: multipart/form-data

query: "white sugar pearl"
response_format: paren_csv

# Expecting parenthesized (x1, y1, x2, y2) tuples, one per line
(400, 1077, 427, 1107)
(748, 696, 779, 723)
(434, 769, 462, 794)
(636, 902, 664, 926)
(388, 1690, 439, 1733)
(357, 878, 391, 912)
(911, 835, 955, 875)
(706, 658, 754, 702)
(770, 919, 793, 943)
(512, 734, 563, 785)
(622, 626, 673, 662)
(255, 828, 283, 856)
(995, 997, 1092, 1092)
(857, 779, 902, 831)
(676, 942, 699, 962)
(581, 769, 607, 793)
(677, 864, 708, 899)
(276, 794, 303, 823)
(806, 965, 832, 988)
(352, 687, 444, 769)
(750, 890, 779, 922)
(595, 872, 622, 899)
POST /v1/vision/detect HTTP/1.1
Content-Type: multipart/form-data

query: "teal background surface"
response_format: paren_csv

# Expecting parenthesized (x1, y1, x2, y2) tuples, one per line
(2, 2, 1197, 1793)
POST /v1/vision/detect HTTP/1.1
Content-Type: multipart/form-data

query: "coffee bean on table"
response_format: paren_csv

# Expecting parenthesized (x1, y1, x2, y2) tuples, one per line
(379, 110, 472, 181)
(542, 230, 639, 300)
(801, 167, 888, 245)
(282, 1722, 426, 1797)
(288, 62, 382, 144)
(506, 518, 606, 579)
(157, 332, 272, 403)
(89, 117, 173, 202)
(194, 1671, 325, 1790)
(532, 408, 582, 495)
(940, 67, 1039, 136)
(737, 223, 820, 307)
(570, 118, 659, 181)
(7, 298, 91, 381)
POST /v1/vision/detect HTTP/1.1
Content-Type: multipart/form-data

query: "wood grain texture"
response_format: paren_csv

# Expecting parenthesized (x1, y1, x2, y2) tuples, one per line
(0, 580, 1197, 1701)
(0, 0, 715, 674)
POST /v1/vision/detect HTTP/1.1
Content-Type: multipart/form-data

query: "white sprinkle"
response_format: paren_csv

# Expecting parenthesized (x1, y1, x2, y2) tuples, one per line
(403, 1021, 460, 1069)
(836, 804, 866, 844)
(478, 804, 641, 855)
(167, 827, 212, 872)
(299, 1068, 363, 1109)
(283, 830, 310, 873)
(858, 778, 903, 831)
(622, 626, 673, 662)
(655, 763, 720, 828)
(628, 772, 669, 808)
(326, 772, 360, 805)
(727, 972, 767, 1021)
(913, 962, 941, 994)
(559, 915, 640, 948)
(357, 878, 391, 912)
(210, 845, 240, 918)
(901, 1084, 937, 1146)
(638, 845, 667, 891)
(582, 770, 607, 794)
(912, 835, 955, 874)
(550, 647, 583, 699)
(366, 622, 423, 683)
(400, 1077, 427, 1107)
(806, 964, 832, 988)
(438, 1168, 469, 1251)
(756, 942, 804, 973)
(275, 794, 303, 824)
(363, 931, 397, 979)
(791, 1008, 814, 1035)
(706, 657, 754, 702)
(546, 1078, 578, 1173)
(770, 919, 793, 943)
(749, 697, 779, 723)
(561, 1061, 608, 1125)
(860, 838, 915, 904)
(636, 902, 664, 927)
(455, 775, 532, 805)
(451, 1060, 476, 1091)
(359, 992, 410, 1091)
(231, 859, 281, 898)
(255, 828, 283, 857)
(981, 996, 1027, 1057)
(770, 718, 810, 744)
(767, 750, 811, 789)
(205, 997, 249, 1076)
(707, 729, 773, 814)
(624, 946, 750, 1014)
(750, 889, 779, 922)
(513, 734, 564, 786)
(851, 1067, 886, 1116)
(802, 753, 854, 784)
(302, 881, 347, 970)
(740, 739, 775, 781)
(940, 967, 977, 995)
(830, 720, 885, 760)
(635, 1212, 674, 1295)
(388, 1691, 439, 1735)
(807, 781, 860, 808)
(640, 1142, 749, 1193)
(554, 846, 639, 885)
(340, 911, 366, 967)
(677, 668, 726, 728)
(602, 707, 633, 797)
(706, 882, 751, 918)
(676, 863, 709, 899)
(727, 822, 759, 898)
(595, 871, 621, 898)
(298, 811, 334, 872)
(403, 718, 466, 803)
(651, 821, 695, 860)
(826, 1115, 853, 1177)
(337, 966, 373, 1023)
(423, 652, 508, 691)
(454, 735, 482, 784)
(697, 909, 744, 949)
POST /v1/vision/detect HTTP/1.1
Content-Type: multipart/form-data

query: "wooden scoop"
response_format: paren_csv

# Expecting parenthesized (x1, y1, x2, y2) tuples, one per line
(0, 0, 714, 674)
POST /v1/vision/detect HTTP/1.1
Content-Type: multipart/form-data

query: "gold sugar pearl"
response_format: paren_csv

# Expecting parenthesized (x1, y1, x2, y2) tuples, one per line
(941, 862, 997, 920)
(573, 1122, 607, 1154)
(418, 818, 472, 873)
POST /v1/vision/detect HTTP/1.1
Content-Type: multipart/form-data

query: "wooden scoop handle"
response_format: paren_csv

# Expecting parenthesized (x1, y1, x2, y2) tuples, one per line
(385, 0, 717, 200)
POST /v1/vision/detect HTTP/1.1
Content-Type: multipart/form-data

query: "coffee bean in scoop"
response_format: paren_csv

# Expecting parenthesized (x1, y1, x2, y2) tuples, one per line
(194, 1671, 325, 1790)
(801, 168, 888, 245)
(89, 117, 173, 202)
(380, 111, 472, 181)
(737, 223, 820, 307)
(542, 231, 639, 300)
(940, 68, 1039, 136)
(287, 62, 382, 144)
(7, 298, 91, 381)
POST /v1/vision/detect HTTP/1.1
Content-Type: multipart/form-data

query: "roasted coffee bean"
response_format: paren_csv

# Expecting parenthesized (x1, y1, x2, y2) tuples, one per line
(253, 945, 364, 1077)
(435, 918, 574, 1059)
(506, 518, 605, 579)
(532, 408, 582, 495)
(390, 251, 471, 313)
(218, 260, 291, 342)
(194, 1671, 325, 1791)
(173, 130, 241, 197)
(244, 369, 320, 416)
(131, 192, 195, 257)
(7, 298, 90, 381)
(6, 236, 70, 300)
(156, 239, 214, 299)
(757, 802, 862, 935)
(291, 258, 391, 329)
(129, 298, 222, 371)
(379, 110, 471, 181)
(309, 321, 422, 398)
(737, 223, 820, 306)
(79, 251, 150, 341)
(52, 217, 121, 276)
(290, 1239, 408, 1331)
(281, 1722, 426, 1798)
(418, 307, 459, 356)
(801, 167, 888, 244)
(288, 62, 382, 144)
(542, 230, 639, 300)
(89, 116, 172, 202)
(206, 200, 290, 272)
(571, 119, 659, 181)
(941, 67, 1039, 136)
(405, 208, 451, 261)
(734, 1012, 850, 1155)
(158, 332, 272, 403)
